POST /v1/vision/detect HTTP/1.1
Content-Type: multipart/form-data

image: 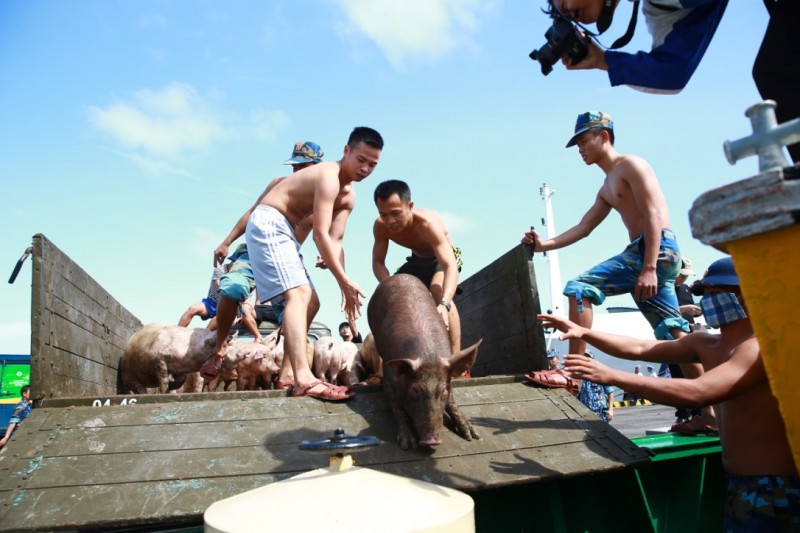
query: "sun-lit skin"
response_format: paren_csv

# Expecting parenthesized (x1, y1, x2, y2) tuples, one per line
(550, 0, 607, 25)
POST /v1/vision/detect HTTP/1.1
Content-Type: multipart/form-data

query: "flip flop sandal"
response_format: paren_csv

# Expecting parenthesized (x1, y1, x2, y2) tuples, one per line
(524, 369, 581, 395)
(670, 415, 719, 436)
(292, 380, 354, 401)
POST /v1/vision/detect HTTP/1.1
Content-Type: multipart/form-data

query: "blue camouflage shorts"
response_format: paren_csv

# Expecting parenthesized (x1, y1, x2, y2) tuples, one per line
(725, 474, 800, 532)
(563, 229, 690, 340)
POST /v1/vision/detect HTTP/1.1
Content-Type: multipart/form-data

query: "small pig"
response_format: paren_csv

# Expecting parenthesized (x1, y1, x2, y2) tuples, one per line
(354, 333, 383, 385)
(170, 371, 203, 394)
(231, 334, 282, 390)
(313, 336, 344, 384)
(335, 341, 360, 387)
(368, 274, 481, 450)
(204, 368, 237, 392)
(121, 323, 237, 394)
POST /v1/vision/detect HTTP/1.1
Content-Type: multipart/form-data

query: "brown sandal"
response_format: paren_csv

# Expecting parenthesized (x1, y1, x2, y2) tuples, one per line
(524, 369, 581, 395)
(670, 415, 719, 436)
(292, 380, 354, 401)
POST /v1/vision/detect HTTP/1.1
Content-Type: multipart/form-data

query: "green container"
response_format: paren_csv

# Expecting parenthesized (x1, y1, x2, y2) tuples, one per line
(470, 434, 723, 533)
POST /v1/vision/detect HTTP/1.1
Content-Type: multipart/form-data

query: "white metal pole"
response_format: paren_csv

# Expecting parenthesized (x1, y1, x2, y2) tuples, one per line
(540, 183, 565, 318)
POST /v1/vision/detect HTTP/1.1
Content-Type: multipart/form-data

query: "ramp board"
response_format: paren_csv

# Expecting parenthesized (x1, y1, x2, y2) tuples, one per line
(0, 377, 649, 532)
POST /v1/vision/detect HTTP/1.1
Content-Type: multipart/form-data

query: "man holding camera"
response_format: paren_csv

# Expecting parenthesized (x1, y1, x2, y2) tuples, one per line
(522, 111, 692, 353)
(538, 1, 799, 162)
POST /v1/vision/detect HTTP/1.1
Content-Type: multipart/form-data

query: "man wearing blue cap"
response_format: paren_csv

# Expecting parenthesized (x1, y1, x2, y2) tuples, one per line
(523, 111, 690, 357)
(201, 142, 325, 380)
(284, 141, 324, 173)
(546, 256, 799, 530)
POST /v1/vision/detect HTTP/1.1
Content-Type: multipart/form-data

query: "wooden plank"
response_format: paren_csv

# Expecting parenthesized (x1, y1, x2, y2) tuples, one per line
(29, 235, 142, 400)
(0, 381, 650, 532)
(457, 245, 546, 376)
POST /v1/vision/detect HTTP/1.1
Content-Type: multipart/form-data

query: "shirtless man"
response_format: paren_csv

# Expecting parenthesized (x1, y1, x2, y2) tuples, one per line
(206, 127, 383, 401)
(550, 257, 799, 530)
(522, 111, 709, 427)
(523, 111, 689, 350)
(372, 179, 462, 354)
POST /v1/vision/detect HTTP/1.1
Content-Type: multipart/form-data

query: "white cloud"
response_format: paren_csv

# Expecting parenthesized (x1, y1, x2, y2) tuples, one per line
(87, 83, 291, 177)
(87, 83, 229, 158)
(335, 0, 491, 68)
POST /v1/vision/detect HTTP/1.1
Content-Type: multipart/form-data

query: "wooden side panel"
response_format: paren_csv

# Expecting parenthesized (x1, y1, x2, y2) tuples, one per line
(0, 379, 649, 532)
(456, 244, 546, 376)
(29, 234, 142, 399)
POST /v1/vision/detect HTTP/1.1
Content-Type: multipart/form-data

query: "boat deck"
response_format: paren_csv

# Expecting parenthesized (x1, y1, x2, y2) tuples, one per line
(0, 376, 651, 532)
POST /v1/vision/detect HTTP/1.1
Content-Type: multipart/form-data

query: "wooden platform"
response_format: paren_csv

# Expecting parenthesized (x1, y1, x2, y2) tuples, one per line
(0, 377, 649, 532)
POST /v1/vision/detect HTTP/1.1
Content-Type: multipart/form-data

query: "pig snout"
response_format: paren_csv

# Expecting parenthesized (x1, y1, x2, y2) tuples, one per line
(418, 433, 442, 447)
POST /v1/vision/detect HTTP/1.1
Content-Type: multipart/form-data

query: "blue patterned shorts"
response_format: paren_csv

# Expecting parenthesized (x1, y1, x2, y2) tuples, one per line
(725, 474, 800, 532)
(563, 229, 689, 340)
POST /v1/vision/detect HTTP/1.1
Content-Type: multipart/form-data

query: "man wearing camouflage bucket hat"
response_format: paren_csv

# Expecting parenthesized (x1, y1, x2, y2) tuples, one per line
(522, 112, 706, 417)
(284, 140, 324, 172)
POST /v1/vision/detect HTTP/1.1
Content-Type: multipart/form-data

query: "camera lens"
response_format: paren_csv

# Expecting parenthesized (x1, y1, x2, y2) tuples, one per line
(529, 45, 558, 76)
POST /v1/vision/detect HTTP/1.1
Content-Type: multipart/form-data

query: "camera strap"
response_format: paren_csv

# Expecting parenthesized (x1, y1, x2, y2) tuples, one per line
(608, 0, 640, 50)
(588, 0, 640, 50)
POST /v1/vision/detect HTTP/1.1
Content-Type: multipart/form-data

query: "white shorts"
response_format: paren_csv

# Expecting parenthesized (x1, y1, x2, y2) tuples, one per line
(245, 205, 314, 303)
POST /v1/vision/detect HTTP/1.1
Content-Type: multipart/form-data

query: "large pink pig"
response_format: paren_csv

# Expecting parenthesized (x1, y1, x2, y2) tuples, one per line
(121, 323, 237, 394)
(367, 274, 481, 450)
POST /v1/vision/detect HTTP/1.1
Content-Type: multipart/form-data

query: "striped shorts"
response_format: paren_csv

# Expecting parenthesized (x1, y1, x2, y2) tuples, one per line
(245, 205, 314, 303)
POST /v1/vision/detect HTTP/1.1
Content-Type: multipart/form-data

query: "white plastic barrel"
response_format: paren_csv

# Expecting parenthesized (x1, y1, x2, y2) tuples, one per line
(205, 463, 475, 533)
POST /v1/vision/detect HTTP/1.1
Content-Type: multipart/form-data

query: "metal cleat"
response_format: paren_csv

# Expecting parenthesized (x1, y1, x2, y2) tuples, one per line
(724, 100, 800, 172)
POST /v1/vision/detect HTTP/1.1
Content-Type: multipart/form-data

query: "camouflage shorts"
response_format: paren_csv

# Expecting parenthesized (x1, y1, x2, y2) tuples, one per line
(725, 474, 800, 532)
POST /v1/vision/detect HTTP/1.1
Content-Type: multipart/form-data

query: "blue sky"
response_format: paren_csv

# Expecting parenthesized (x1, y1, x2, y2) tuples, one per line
(1, 1, 771, 353)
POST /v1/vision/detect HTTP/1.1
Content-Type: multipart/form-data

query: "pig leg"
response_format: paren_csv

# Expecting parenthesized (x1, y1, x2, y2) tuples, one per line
(445, 395, 479, 441)
(155, 360, 171, 394)
(385, 387, 418, 450)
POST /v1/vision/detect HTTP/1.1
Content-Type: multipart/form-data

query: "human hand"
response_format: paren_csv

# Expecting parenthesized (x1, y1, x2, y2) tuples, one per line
(537, 313, 582, 339)
(214, 243, 230, 267)
(521, 229, 545, 251)
(437, 305, 450, 330)
(679, 304, 702, 317)
(563, 353, 613, 383)
(635, 269, 658, 302)
(563, 37, 607, 71)
(340, 279, 366, 320)
(315, 255, 328, 269)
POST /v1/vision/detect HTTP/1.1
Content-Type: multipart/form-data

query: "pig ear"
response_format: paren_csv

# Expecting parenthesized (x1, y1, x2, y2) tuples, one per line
(386, 358, 421, 378)
(444, 339, 482, 378)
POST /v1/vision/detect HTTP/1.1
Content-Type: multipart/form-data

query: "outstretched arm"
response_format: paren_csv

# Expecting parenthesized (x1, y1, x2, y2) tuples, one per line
(564, 347, 766, 408)
(538, 313, 700, 364)
(522, 194, 611, 252)
(312, 178, 364, 320)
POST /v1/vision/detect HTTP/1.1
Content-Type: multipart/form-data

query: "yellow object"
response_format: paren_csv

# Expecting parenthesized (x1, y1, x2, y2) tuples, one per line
(723, 224, 800, 471)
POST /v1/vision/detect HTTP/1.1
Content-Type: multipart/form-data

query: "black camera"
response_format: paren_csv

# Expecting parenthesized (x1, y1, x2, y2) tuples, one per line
(529, 14, 588, 76)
